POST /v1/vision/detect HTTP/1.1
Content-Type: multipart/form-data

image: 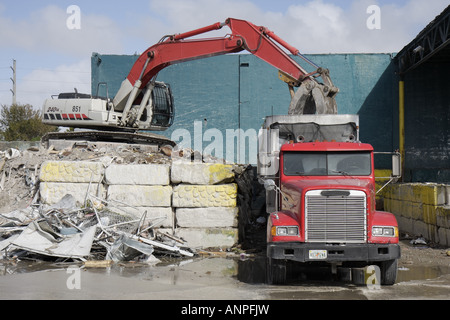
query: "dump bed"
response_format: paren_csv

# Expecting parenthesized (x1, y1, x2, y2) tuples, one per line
(258, 114, 359, 177)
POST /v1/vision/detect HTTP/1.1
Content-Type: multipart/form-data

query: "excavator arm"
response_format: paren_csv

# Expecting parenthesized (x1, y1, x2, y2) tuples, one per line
(114, 18, 338, 127)
(42, 18, 338, 132)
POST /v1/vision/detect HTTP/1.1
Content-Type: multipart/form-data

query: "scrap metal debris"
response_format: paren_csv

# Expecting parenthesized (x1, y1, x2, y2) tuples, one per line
(0, 145, 194, 265)
(0, 193, 194, 263)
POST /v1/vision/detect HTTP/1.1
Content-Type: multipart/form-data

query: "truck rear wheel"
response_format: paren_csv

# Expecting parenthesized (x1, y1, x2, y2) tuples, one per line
(266, 258, 287, 285)
(380, 259, 398, 285)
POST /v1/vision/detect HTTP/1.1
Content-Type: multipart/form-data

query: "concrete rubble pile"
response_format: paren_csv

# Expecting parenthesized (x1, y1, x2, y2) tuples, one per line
(0, 141, 261, 264)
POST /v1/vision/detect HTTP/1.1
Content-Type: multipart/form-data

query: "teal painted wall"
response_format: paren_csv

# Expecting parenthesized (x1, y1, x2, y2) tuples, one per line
(91, 53, 398, 166)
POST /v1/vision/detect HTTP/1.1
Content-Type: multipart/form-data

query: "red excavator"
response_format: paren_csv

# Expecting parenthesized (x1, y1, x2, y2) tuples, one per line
(41, 18, 338, 145)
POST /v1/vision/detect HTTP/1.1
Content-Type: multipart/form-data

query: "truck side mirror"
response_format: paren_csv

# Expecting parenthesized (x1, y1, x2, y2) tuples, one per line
(392, 153, 401, 177)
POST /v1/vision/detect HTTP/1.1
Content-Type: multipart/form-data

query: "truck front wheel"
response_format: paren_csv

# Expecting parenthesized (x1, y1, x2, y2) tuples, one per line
(380, 259, 398, 285)
(266, 257, 287, 285)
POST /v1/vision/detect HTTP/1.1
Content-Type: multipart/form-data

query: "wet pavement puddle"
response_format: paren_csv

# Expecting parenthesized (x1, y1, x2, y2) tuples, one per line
(1, 255, 449, 286)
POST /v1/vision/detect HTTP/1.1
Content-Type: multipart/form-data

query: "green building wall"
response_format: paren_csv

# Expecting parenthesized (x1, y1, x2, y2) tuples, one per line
(91, 53, 398, 167)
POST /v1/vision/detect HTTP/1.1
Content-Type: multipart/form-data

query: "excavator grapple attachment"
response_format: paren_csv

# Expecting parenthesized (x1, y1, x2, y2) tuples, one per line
(287, 68, 339, 115)
(288, 79, 338, 115)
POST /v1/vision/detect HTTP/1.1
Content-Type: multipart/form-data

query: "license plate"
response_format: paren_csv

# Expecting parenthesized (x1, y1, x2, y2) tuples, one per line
(309, 250, 327, 259)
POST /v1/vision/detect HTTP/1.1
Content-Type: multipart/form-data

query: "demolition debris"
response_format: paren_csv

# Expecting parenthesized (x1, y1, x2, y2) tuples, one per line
(0, 141, 259, 265)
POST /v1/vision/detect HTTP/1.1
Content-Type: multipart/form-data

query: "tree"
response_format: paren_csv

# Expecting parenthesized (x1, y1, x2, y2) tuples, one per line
(0, 104, 58, 141)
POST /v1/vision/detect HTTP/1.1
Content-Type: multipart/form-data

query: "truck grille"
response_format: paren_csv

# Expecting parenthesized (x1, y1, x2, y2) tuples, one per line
(305, 190, 367, 243)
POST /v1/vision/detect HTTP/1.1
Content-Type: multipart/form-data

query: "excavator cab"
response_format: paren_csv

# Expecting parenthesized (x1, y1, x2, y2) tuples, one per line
(42, 81, 174, 131)
(147, 82, 175, 129)
(119, 81, 175, 130)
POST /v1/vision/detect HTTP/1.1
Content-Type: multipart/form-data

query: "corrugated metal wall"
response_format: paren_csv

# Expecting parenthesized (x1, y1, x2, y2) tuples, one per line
(403, 61, 450, 183)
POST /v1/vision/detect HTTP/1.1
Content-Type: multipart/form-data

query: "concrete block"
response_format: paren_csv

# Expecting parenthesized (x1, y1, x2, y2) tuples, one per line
(171, 161, 234, 185)
(404, 183, 447, 206)
(39, 161, 103, 183)
(436, 206, 450, 229)
(437, 227, 450, 247)
(106, 206, 174, 228)
(412, 219, 438, 243)
(40, 182, 104, 206)
(169, 227, 238, 249)
(383, 197, 393, 214)
(446, 186, 450, 205)
(422, 204, 437, 225)
(176, 207, 238, 228)
(172, 184, 237, 208)
(107, 185, 172, 207)
(396, 216, 413, 234)
(410, 202, 423, 220)
(104, 164, 170, 185)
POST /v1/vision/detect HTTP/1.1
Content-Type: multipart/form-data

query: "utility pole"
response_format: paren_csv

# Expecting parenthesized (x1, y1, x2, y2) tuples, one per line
(10, 59, 16, 105)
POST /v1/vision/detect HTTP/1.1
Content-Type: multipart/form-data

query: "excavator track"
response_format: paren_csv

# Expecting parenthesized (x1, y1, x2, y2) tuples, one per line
(41, 131, 176, 148)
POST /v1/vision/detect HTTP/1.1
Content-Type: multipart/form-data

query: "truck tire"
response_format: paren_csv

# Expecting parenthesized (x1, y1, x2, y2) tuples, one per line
(266, 257, 287, 285)
(380, 259, 398, 285)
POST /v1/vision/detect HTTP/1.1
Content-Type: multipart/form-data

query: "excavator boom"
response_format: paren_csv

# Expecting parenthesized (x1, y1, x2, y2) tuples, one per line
(42, 18, 338, 132)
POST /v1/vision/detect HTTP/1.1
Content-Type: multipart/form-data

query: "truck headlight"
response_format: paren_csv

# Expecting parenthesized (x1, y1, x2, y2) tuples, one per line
(272, 226, 299, 236)
(372, 226, 398, 237)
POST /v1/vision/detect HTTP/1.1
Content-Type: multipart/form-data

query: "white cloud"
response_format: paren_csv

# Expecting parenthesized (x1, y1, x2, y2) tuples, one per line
(0, 4, 122, 108)
(3, 59, 91, 109)
(1, 0, 447, 109)
(0, 5, 123, 58)
(133, 0, 449, 54)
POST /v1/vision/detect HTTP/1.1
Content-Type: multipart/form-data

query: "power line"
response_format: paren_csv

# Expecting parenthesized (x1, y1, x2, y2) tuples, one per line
(19, 67, 90, 74)
(20, 79, 90, 84)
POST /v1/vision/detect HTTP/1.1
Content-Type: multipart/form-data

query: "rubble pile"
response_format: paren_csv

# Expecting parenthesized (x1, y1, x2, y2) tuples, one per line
(0, 141, 260, 264)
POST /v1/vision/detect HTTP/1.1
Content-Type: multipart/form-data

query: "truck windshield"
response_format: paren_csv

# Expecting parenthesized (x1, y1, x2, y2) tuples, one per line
(283, 151, 372, 176)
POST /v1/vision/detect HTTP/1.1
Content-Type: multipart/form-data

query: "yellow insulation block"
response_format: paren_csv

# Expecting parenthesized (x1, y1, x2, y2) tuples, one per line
(40, 182, 104, 205)
(40, 161, 103, 183)
(107, 185, 172, 207)
(172, 183, 237, 207)
(171, 162, 234, 185)
(385, 183, 446, 206)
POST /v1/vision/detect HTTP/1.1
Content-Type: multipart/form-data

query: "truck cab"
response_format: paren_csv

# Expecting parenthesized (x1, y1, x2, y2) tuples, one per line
(259, 115, 400, 285)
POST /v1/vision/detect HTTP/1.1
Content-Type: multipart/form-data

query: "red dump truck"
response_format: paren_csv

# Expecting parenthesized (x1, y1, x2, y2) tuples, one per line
(258, 114, 401, 285)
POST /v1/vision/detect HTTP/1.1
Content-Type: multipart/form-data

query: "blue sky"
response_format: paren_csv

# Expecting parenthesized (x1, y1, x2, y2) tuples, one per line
(0, 0, 448, 108)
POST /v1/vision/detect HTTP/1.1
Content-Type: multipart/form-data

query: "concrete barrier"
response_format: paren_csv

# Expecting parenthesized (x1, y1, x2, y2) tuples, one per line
(107, 206, 174, 228)
(104, 164, 170, 185)
(107, 185, 172, 207)
(40, 161, 103, 183)
(40, 182, 105, 206)
(383, 183, 450, 246)
(38, 161, 242, 249)
(163, 227, 238, 249)
(171, 162, 234, 185)
(172, 184, 237, 207)
(176, 207, 238, 228)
